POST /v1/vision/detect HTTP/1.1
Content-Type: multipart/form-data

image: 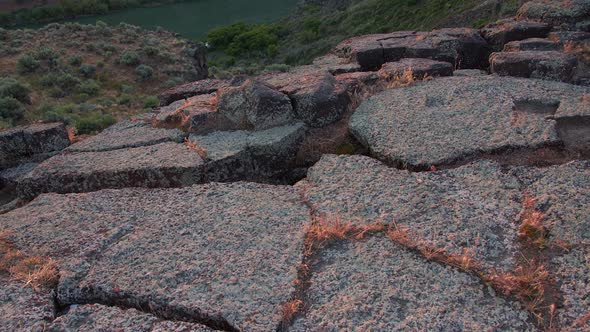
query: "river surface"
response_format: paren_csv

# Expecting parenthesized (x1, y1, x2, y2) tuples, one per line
(25, 0, 299, 39)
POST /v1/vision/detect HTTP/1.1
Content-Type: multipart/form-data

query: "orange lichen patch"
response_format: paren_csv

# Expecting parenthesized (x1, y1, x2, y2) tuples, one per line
(519, 192, 549, 249)
(0, 230, 59, 291)
(184, 138, 207, 159)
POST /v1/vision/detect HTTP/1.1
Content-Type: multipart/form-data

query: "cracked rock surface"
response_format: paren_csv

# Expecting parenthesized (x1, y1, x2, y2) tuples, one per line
(0, 278, 54, 332)
(349, 76, 590, 169)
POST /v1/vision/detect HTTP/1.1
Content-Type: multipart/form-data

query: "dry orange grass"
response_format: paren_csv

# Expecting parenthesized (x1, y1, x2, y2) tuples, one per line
(184, 138, 207, 159)
(0, 231, 58, 291)
(519, 192, 549, 249)
(306, 214, 386, 251)
(280, 299, 303, 327)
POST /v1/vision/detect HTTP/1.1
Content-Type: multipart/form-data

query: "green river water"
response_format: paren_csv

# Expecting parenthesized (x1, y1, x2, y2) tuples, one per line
(29, 0, 299, 39)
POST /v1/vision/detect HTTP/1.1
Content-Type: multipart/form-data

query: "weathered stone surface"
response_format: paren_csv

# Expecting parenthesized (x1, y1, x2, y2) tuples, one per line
(548, 30, 590, 44)
(334, 71, 380, 92)
(481, 18, 551, 50)
(291, 235, 534, 331)
(47, 304, 214, 332)
(152, 93, 237, 134)
(0, 162, 37, 188)
(0, 278, 53, 332)
(490, 51, 579, 83)
(517, 0, 590, 30)
(335, 28, 489, 70)
(158, 78, 228, 106)
(67, 121, 186, 152)
(311, 54, 362, 74)
(189, 123, 306, 182)
(0, 123, 70, 169)
(512, 161, 590, 328)
(378, 58, 453, 80)
(17, 142, 204, 198)
(453, 69, 488, 77)
(266, 71, 350, 128)
(217, 80, 295, 130)
(349, 76, 590, 169)
(0, 183, 309, 331)
(503, 38, 562, 52)
(299, 155, 524, 271)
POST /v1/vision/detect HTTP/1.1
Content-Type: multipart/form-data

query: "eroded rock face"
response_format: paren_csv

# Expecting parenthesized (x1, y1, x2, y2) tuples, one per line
(490, 50, 578, 83)
(349, 76, 590, 169)
(335, 28, 490, 71)
(0, 183, 310, 331)
(0, 278, 54, 332)
(188, 123, 306, 182)
(517, 0, 590, 30)
(158, 79, 228, 107)
(291, 236, 535, 331)
(266, 71, 350, 128)
(503, 38, 562, 52)
(67, 121, 186, 152)
(217, 80, 295, 130)
(378, 58, 454, 80)
(17, 142, 204, 198)
(481, 18, 551, 50)
(0, 123, 70, 169)
(47, 304, 214, 332)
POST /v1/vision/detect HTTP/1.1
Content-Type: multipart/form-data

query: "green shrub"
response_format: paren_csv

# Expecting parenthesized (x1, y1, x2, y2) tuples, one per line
(79, 64, 97, 78)
(119, 50, 141, 66)
(17, 54, 40, 74)
(78, 80, 101, 96)
(143, 95, 159, 108)
(69, 55, 83, 66)
(0, 78, 30, 104)
(0, 97, 25, 121)
(75, 113, 116, 135)
(135, 64, 153, 81)
(118, 93, 132, 105)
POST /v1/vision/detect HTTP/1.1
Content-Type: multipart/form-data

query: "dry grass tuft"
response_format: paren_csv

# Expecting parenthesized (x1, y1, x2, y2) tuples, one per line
(184, 138, 207, 159)
(0, 230, 59, 291)
(280, 299, 303, 327)
(519, 192, 549, 249)
(306, 214, 386, 251)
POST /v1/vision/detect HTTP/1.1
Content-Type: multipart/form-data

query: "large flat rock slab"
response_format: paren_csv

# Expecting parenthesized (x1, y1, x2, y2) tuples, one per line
(517, 0, 590, 30)
(17, 142, 204, 198)
(299, 155, 524, 271)
(67, 121, 186, 152)
(377, 58, 453, 80)
(490, 50, 578, 83)
(0, 123, 70, 169)
(158, 78, 229, 107)
(335, 28, 489, 71)
(0, 278, 54, 332)
(189, 123, 306, 182)
(481, 18, 551, 50)
(47, 304, 214, 331)
(349, 76, 590, 169)
(1, 183, 310, 331)
(291, 235, 535, 331)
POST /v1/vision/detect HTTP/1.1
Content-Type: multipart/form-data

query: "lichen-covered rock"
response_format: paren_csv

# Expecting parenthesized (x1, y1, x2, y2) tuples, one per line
(189, 123, 306, 182)
(47, 304, 214, 332)
(335, 28, 489, 70)
(217, 80, 295, 130)
(349, 76, 589, 169)
(299, 155, 524, 271)
(378, 58, 453, 80)
(334, 71, 380, 92)
(266, 71, 350, 128)
(0, 183, 309, 331)
(548, 30, 590, 44)
(67, 121, 186, 152)
(503, 38, 562, 52)
(17, 142, 204, 198)
(0, 278, 54, 332)
(0, 123, 70, 169)
(490, 51, 578, 83)
(481, 18, 551, 50)
(517, 0, 590, 30)
(453, 69, 488, 77)
(310, 54, 362, 74)
(158, 78, 228, 106)
(291, 235, 535, 331)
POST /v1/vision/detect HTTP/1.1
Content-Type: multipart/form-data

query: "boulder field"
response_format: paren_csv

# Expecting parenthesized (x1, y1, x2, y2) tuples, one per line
(1, 0, 589, 330)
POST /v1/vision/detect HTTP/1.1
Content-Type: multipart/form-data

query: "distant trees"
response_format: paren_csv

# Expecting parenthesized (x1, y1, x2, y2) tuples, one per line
(206, 22, 287, 57)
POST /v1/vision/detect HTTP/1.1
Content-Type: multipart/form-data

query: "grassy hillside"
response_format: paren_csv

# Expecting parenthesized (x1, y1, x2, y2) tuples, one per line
(206, 0, 521, 76)
(0, 22, 201, 133)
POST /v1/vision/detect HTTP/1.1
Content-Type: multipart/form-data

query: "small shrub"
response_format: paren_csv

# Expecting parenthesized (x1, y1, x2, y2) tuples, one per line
(78, 80, 101, 96)
(79, 64, 96, 78)
(69, 55, 83, 66)
(119, 50, 141, 66)
(0, 78, 30, 104)
(17, 54, 40, 74)
(75, 113, 116, 134)
(118, 93, 132, 105)
(0, 97, 25, 121)
(143, 95, 159, 108)
(135, 64, 153, 81)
